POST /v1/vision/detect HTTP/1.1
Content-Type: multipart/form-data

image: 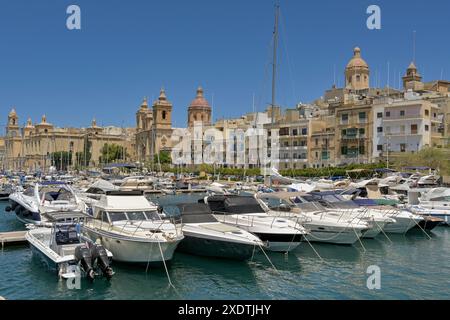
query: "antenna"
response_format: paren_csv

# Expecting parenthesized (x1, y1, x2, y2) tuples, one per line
(333, 64, 336, 87)
(441, 68, 444, 80)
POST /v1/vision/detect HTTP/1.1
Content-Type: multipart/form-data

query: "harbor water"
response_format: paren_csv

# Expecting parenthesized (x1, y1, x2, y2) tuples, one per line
(1, 194, 450, 300)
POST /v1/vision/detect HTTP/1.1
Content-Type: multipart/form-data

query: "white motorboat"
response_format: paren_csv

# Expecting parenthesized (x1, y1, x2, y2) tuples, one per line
(205, 182, 233, 195)
(119, 176, 156, 192)
(203, 195, 308, 252)
(82, 191, 184, 264)
(256, 192, 371, 245)
(408, 188, 450, 225)
(26, 221, 114, 280)
(176, 203, 265, 260)
(8, 181, 87, 225)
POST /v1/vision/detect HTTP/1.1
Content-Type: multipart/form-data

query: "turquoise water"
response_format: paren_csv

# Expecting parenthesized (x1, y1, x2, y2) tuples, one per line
(1, 195, 450, 300)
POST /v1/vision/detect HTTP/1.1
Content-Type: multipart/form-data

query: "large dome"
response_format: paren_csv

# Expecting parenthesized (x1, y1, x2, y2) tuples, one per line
(189, 87, 210, 109)
(346, 47, 369, 70)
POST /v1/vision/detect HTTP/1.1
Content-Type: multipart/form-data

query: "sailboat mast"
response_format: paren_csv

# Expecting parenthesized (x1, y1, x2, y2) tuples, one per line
(269, 4, 279, 188)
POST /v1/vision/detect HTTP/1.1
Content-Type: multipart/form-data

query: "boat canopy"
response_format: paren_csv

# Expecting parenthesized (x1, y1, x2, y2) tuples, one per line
(206, 196, 265, 214)
(177, 203, 217, 224)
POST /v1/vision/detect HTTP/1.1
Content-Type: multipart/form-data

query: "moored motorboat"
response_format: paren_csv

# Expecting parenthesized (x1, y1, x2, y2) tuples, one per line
(203, 195, 308, 252)
(8, 181, 87, 225)
(26, 222, 114, 281)
(82, 191, 184, 265)
(176, 203, 265, 260)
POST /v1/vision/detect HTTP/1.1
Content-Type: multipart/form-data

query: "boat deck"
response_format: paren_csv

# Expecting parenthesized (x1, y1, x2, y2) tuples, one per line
(0, 231, 28, 248)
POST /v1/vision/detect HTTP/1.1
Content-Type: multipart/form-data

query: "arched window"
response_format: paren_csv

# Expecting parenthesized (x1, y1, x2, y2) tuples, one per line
(162, 111, 167, 120)
(356, 75, 361, 82)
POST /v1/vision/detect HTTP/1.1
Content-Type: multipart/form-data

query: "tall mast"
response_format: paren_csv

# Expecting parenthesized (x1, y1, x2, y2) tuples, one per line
(269, 4, 279, 188)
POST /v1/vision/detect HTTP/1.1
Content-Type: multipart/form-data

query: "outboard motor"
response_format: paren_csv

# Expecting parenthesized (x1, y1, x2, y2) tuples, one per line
(91, 244, 113, 280)
(75, 245, 95, 281)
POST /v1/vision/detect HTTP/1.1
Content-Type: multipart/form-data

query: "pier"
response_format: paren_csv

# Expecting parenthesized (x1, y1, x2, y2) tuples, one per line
(0, 231, 27, 249)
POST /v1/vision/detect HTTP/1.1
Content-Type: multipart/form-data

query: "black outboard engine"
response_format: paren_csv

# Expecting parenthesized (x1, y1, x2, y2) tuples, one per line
(75, 245, 95, 281)
(91, 244, 114, 280)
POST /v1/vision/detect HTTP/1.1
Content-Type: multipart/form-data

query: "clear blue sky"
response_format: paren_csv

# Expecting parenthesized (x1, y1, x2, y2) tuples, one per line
(0, 0, 449, 130)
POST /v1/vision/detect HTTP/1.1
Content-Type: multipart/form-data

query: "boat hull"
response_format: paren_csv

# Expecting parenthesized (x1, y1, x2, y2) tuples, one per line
(304, 228, 362, 245)
(83, 228, 180, 264)
(252, 232, 303, 252)
(177, 235, 257, 260)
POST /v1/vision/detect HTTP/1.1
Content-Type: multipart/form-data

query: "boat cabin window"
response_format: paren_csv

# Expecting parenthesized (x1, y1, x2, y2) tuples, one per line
(108, 212, 127, 222)
(144, 211, 161, 221)
(127, 211, 147, 221)
(100, 211, 109, 223)
(430, 196, 450, 202)
(262, 198, 293, 211)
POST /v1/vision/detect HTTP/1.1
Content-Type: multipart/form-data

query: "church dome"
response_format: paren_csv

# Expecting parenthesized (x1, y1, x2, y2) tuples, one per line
(189, 87, 210, 109)
(346, 47, 369, 70)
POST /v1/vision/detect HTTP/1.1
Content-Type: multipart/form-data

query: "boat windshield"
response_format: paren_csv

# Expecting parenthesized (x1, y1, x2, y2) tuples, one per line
(127, 211, 147, 221)
(108, 212, 128, 222)
(144, 211, 161, 221)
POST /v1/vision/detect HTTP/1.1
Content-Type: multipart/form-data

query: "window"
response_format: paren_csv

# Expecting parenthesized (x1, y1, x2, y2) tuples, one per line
(385, 111, 391, 117)
(359, 145, 365, 155)
(385, 126, 391, 134)
(400, 125, 405, 133)
(341, 146, 348, 155)
(144, 211, 161, 221)
(100, 211, 109, 223)
(425, 110, 429, 116)
(315, 139, 319, 146)
(292, 129, 298, 136)
(162, 111, 167, 120)
(293, 153, 297, 159)
(400, 144, 406, 152)
(342, 129, 347, 136)
(301, 128, 307, 135)
(377, 145, 383, 151)
(279, 127, 289, 136)
(315, 152, 319, 159)
(425, 125, 429, 131)
(411, 124, 418, 134)
(127, 212, 146, 221)
(341, 114, 349, 122)
(284, 141, 289, 147)
(359, 128, 365, 135)
(377, 112, 383, 118)
(293, 141, 298, 146)
(356, 75, 361, 82)
(359, 112, 366, 120)
(400, 110, 405, 116)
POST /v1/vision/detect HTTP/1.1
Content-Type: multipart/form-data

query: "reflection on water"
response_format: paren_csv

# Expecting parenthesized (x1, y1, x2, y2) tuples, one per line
(1, 199, 450, 300)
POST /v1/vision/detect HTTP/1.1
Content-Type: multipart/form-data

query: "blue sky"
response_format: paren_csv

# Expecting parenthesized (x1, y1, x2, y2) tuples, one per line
(0, 0, 449, 130)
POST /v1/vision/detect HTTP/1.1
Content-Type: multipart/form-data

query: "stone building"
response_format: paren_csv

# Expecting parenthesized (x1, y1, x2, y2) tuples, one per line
(2, 110, 135, 171)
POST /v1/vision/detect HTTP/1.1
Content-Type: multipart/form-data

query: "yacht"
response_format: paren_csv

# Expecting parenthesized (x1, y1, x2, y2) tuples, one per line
(256, 192, 370, 245)
(82, 191, 184, 264)
(26, 221, 114, 280)
(408, 188, 450, 225)
(202, 195, 308, 252)
(119, 176, 156, 192)
(176, 203, 265, 260)
(8, 181, 87, 225)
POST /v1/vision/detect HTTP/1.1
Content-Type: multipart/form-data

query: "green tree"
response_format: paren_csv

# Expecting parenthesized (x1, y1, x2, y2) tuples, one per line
(153, 150, 172, 165)
(100, 143, 127, 164)
(75, 137, 92, 168)
(50, 151, 73, 171)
